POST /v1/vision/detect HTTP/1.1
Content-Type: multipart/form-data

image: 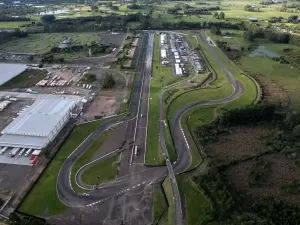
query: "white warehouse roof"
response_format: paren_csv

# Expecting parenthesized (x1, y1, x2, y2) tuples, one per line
(0, 63, 27, 85)
(161, 49, 167, 59)
(0, 97, 78, 149)
(160, 34, 166, 44)
(175, 63, 182, 75)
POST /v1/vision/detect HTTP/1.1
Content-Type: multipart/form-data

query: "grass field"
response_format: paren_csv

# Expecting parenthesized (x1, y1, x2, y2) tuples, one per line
(162, 176, 175, 225)
(0, 32, 99, 54)
(0, 69, 46, 89)
(209, 29, 300, 110)
(185, 179, 213, 225)
(180, 106, 218, 171)
(153, 184, 168, 225)
(81, 153, 119, 185)
(71, 130, 110, 192)
(239, 56, 300, 109)
(0, 21, 32, 29)
(19, 119, 109, 216)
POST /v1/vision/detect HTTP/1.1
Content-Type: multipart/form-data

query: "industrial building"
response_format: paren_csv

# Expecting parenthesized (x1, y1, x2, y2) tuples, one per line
(195, 61, 204, 73)
(175, 63, 182, 75)
(160, 33, 167, 45)
(161, 49, 167, 59)
(0, 97, 79, 150)
(0, 63, 27, 85)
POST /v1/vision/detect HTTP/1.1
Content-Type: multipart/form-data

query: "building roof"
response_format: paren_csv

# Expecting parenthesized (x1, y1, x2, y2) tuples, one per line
(161, 49, 167, 58)
(2, 98, 77, 137)
(175, 63, 182, 75)
(0, 134, 46, 149)
(0, 97, 78, 149)
(0, 63, 27, 85)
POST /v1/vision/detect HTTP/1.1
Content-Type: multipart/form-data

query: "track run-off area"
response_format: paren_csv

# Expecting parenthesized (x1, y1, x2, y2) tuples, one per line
(21, 30, 257, 225)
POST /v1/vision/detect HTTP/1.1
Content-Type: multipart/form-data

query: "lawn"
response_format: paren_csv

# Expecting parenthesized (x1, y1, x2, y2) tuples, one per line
(181, 106, 218, 170)
(0, 32, 99, 54)
(162, 176, 175, 225)
(153, 184, 168, 225)
(0, 21, 32, 29)
(81, 153, 120, 185)
(19, 119, 109, 216)
(0, 69, 47, 89)
(239, 56, 300, 109)
(185, 179, 213, 225)
(71, 131, 110, 193)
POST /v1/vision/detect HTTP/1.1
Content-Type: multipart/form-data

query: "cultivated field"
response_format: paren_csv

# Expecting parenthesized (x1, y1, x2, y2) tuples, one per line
(0, 33, 100, 54)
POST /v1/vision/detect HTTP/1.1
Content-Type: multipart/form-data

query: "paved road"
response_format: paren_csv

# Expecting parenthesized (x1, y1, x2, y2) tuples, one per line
(55, 31, 246, 225)
(157, 31, 244, 225)
(56, 32, 168, 211)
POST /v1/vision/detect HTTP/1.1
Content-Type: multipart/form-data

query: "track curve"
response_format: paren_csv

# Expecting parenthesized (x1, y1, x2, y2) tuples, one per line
(55, 31, 247, 225)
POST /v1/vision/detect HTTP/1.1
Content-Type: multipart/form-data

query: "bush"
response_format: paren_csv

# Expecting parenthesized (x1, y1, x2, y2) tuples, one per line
(102, 73, 115, 88)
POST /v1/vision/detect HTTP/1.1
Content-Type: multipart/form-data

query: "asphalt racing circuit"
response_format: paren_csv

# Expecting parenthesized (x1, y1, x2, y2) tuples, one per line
(55, 31, 245, 225)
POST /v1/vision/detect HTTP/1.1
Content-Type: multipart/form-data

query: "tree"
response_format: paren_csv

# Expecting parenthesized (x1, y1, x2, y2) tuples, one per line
(40, 15, 56, 23)
(219, 12, 225, 19)
(58, 57, 65, 63)
(91, 5, 98, 11)
(243, 30, 254, 42)
(28, 55, 34, 61)
(288, 15, 298, 23)
(9, 212, 49, 225)
(106, 2, 113, 8)
(292, 125, 300, 137)
(213, 12, 219, 18)
(102, 73, 116, 88)
(14, 28, 28, 38)
(211, 25, 221, 35)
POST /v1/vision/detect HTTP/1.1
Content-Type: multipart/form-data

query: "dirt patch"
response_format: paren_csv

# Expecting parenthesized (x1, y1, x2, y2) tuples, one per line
(249, 46, 279, 58)
(254, 75, 289, 107)
(223, 154, 300, 205)
(205, 126, 272, 165)
(83, 96, 118, 120)
(82, 69, 128, 120)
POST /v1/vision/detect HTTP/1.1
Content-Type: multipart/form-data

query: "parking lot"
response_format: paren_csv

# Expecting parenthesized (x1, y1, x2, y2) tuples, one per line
(0, 163, 31, 195)
(0, 147, 39, 166)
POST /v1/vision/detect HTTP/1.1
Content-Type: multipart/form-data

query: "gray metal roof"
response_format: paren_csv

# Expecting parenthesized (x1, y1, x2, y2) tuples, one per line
(2, 98, 77, 137)
(0, 63, 27, 85)
(0, 134, 46, 149)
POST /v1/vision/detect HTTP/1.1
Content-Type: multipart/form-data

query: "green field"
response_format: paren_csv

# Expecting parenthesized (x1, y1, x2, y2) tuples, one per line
(162, 176, 175, 225)
(81, 154, 120, 185)
(153, 184, 168, 225)
(0, 21, 33, 29)
(239, 55, 300, 109)
(19, 119, 109, 216)
(71, 131, 109, 193)
(0, 69, 46, 89)
(185, 179, 213, 225)
(208, 29, 300, 110)
(0, 32, 99, 54)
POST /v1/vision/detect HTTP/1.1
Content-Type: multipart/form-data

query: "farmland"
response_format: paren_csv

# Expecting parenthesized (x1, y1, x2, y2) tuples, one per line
(0, 33, 100, 54)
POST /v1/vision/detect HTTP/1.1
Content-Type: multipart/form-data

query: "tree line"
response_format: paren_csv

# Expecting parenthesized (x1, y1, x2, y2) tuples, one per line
(0, 15, 30, 22)
(194, 104, 277, 144)
(244, 25, 290, 44)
